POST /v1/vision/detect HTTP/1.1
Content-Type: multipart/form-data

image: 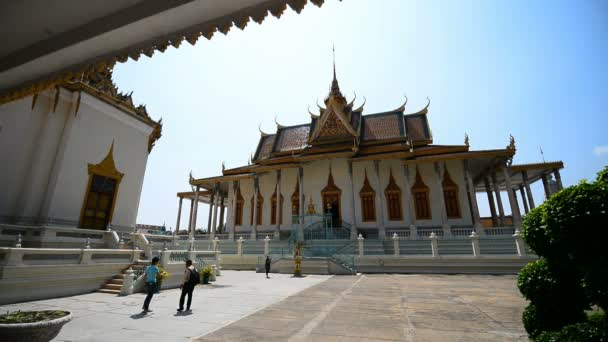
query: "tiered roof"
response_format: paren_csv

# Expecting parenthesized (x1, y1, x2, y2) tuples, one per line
(251, 65, 433, 165)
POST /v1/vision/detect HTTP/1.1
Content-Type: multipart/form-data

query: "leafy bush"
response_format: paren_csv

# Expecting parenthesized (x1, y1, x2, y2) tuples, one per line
(534, 312, 607, 342)
(520, 165, 608, 338)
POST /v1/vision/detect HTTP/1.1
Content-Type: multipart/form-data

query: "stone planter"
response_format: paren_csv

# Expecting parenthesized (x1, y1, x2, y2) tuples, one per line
(0, 311, 73, 342)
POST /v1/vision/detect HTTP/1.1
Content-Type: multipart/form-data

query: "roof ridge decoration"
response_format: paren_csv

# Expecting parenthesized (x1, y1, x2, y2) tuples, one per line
(258, 123, 271, 137)
(507, 134, 516, 150)
(274, 115, 286, 129)
(464, 133, 469, 147)
(308, 105, 320, 119)
(353, 96, 366, 113)
(393, 95, 408, 112)
(407, 97, 431, 115)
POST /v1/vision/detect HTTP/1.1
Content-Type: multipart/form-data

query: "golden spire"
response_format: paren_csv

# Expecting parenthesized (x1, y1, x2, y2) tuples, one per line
(329, 44, 343, 99)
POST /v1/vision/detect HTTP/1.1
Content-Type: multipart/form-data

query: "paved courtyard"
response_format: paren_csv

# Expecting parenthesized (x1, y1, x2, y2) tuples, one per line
(1, 272, 529, 341)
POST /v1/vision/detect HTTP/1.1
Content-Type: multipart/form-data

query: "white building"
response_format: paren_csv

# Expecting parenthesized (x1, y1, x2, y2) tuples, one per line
(0, 70, 162, 232)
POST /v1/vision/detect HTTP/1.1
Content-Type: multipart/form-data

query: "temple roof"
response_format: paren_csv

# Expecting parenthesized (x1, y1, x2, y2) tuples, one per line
(361, 111, 406, 142)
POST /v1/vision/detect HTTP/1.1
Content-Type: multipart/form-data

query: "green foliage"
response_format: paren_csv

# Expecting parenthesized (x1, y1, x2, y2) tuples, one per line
(201, 266, 213, 277)
(0, 310, 69, 324)
(519, 165, 608, 338)
(534, 312, 607, 342)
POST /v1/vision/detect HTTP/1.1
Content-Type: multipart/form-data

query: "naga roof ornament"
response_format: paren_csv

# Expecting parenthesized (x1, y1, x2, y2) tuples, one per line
(353, 96, 366, 112)
(408, 97, 431, 115)
(393, 95, 408, 112)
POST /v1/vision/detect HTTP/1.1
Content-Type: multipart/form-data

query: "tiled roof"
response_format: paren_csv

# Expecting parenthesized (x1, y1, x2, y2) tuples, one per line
(361, 112, 405, 141)
(273, 124, 310, 153)
(405, 114, 431, 142)
(254, 134, 276, 160)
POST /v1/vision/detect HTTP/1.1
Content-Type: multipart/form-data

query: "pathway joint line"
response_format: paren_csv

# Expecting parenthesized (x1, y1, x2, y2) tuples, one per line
(288, 275, 365, 342)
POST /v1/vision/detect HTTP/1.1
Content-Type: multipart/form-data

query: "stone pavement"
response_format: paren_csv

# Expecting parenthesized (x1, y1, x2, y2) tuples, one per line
(0, 271, 330, 342)
(196, 274, 529, 342)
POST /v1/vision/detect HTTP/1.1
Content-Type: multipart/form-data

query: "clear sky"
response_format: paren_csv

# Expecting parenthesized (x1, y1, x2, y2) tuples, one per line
(112, 0, 608, 229)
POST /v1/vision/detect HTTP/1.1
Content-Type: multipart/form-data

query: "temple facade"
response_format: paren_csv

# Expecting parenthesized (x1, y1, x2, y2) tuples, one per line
(0, 69, 162, 232)
(185, 67, 564, 240)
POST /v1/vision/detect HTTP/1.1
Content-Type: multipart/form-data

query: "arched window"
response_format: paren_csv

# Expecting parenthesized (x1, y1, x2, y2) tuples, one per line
(412, 167, 431, 220)
(442, 167, 461, 218)
(250, 193, 263, 225)
(385, 169, 403, 221)
(234, 186, 244, 226)
(291, 178, 300, 216)
(360, 170, 376, 222)
(271, 190, 284, 225)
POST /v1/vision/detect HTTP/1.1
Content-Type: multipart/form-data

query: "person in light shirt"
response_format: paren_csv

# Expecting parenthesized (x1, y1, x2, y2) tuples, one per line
(142, 257, 159, 312)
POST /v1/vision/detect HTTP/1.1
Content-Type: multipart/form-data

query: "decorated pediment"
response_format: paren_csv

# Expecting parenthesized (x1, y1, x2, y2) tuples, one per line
(316, 110, 354, 140)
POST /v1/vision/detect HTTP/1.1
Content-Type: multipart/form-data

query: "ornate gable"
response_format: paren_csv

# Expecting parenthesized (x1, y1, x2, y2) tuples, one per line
(317, 110, 353, 140)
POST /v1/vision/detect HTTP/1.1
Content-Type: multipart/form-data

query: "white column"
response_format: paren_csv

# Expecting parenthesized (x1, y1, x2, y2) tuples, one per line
(520, 187, 529, 214)
(541, 173, 551, 200)
(191, 186, 200, 237)
(402, 164, 417, 239)
(553, 169, 563, 191)
(237, 236, 244, 256)
(502, 167, 522, 228)
(464, 161, 483, 232)
(434, 162, 450, 236)
(175, 197, 183, 233)
(484, 177, 498, 226)
(264, 235, 271, 256)
(491, 172, 505, 226)
(251, 176, 259, 240)
(211, 187, 219, 238)
(218, 195, 225, 233)
(348, 161, 357, 240)
(522, 171, 535, 209)
(373, 160, 386, 239)
(230, 181, 238, 240)
(298, 167, 304, 241)
(207, 191, 215, 235)
(274, 170, 281, 239)
(187, 199, 194, 233)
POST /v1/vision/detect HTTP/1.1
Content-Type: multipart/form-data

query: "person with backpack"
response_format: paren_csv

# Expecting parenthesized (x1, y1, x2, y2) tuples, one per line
(177, 259, 199, 312)
(142, 257, 160, 312)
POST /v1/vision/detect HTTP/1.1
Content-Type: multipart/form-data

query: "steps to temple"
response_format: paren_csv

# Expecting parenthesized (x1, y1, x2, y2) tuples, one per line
(97, 260, 149, 295)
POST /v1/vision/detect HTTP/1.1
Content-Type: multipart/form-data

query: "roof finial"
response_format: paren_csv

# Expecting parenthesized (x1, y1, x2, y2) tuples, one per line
(329, 43, 342, 98)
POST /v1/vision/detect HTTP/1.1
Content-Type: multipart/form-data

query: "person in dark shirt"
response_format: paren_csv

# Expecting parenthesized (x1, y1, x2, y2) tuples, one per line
(265, 256, 271, 278)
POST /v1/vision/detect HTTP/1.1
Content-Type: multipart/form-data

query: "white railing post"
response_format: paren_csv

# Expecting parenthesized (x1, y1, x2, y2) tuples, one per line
(429, 232, 439, 258)
(215, 250, 222, 276)
(80, 249, 93, 264)
(212, 237, 220, 251)
(15, 233, 22, 248)
(5, 248, 24, 266)
(357, 234, 365, 256)
(469, 231, 480, 257)
(513, 229, 526, 257)
(392, 233, 400, 256)
(263, 235, 270, 256)
(237, 236, 244, 256)
(160, 249, 171, 268)
(121, 268, 135, 296)
(132, 247, 140, 262)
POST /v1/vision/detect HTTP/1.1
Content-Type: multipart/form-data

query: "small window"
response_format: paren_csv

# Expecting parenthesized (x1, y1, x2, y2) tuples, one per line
(385, 169, 403, 221)
(271, 190, 284, 225)
(442, 168, 461, 218)
(234, 186, 244, 226)
(250, 193, 263, 225)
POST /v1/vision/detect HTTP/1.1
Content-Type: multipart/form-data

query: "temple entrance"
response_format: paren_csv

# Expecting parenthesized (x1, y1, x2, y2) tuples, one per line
(81, 175, 117, 229)
(321, 168, 342, 228)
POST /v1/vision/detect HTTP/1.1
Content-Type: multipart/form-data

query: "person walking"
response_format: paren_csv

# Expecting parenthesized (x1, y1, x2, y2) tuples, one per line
(177, 259, 198, 312)
(142, 257, 160, 312)
(265, 255, 271, 278)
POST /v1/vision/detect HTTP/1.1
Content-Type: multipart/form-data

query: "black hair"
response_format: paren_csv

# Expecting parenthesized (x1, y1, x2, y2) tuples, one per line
(186, 259, 192, 266)
(151, 257, 160, 264)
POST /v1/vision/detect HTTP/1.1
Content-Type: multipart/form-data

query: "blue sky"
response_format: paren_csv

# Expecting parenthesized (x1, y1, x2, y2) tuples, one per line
(112, 0, 608, 228)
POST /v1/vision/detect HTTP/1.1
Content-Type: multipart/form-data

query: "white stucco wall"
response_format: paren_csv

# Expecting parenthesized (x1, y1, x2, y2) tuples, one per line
(0, 88, 154, 230)
(222, 157, 474, 234)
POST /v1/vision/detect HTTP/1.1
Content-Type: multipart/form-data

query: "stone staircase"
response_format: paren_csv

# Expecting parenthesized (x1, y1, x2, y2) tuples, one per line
(97, 261, 149, 295)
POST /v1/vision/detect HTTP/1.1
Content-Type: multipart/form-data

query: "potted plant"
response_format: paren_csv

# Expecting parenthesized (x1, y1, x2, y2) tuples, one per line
(0, 310, 73, 342)
(155, 267, 171, 293)
(201, 266, 213, 284)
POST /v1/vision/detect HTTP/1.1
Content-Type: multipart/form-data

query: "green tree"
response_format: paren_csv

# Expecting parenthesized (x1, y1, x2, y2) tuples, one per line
(519, 166, 608, 340)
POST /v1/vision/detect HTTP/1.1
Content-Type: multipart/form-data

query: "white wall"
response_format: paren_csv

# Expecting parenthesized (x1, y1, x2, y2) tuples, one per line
(0, 88, 154, 230)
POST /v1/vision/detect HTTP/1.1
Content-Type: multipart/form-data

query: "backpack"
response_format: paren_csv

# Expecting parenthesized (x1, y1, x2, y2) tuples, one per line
(188, 268, 200, 286)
